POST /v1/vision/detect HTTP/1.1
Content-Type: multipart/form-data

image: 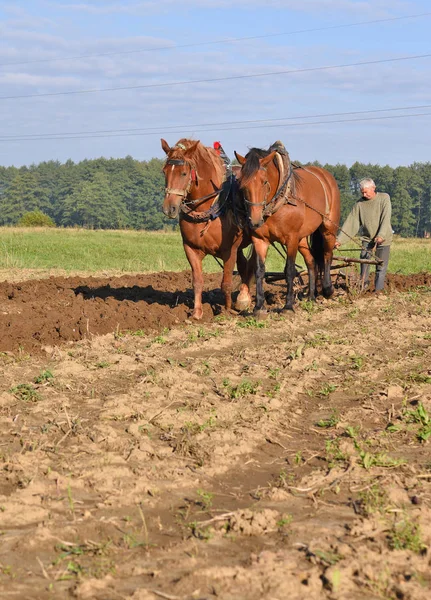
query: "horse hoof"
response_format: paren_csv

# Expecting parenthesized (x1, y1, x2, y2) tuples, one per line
(235, 298, 252, 312)
(191, 310, 203, 320)
(282, 305, 295, 313)
(322, 286, 334, 299)
(253, 309, 268, 320)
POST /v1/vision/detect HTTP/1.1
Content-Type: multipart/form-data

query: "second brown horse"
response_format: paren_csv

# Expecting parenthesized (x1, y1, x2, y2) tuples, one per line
(235, 142, 340, 313)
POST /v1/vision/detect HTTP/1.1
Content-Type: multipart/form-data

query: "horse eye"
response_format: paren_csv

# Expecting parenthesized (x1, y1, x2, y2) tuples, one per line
(181, 172, 187, 177)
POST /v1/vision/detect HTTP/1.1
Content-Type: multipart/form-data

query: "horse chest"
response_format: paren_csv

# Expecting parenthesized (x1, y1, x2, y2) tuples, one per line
(180, 221, 222, 255)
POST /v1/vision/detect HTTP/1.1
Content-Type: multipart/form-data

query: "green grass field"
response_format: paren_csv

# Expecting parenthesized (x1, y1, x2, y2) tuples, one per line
(0, 227, 430, 277)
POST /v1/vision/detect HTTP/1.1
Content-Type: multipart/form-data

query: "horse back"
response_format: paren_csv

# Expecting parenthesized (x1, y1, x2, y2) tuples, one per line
(296, 166, 340, 225)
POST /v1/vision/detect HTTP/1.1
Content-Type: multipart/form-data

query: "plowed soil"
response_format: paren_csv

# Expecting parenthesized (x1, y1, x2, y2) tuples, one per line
(0, 271, 430, 600)
(0, 270, 430, 353)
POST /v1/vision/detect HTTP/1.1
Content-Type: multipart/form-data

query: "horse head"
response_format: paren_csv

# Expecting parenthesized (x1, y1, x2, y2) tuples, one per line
(235, 149, 278, 229)
(161, 138, 200, 219)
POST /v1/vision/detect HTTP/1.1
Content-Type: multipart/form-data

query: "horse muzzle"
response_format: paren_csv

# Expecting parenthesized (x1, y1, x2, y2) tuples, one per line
(250, 222, 264, 230)
(249, 216, 264, 230)
(162, 203, 180, 219)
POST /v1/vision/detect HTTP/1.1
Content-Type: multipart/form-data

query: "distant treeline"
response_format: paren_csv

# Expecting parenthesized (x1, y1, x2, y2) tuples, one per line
(0, 156, 430, 236)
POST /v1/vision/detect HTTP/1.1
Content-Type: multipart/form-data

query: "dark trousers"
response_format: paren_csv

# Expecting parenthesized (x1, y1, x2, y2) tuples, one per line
(360, 242, 390, 291)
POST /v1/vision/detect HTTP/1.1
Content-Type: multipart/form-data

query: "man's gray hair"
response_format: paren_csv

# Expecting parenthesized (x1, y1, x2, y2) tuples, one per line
(359, 178, 376, 190)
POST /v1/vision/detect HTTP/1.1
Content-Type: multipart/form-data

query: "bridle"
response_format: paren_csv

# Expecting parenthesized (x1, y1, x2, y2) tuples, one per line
(164, 156, 224, 212)
(243, 166, 272, 208)
(164, 158, 196, 200)
(242, 162, 294, 213)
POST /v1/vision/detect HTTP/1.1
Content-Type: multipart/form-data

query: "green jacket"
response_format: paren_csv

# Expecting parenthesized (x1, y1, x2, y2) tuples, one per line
(337, 192, 393, 246)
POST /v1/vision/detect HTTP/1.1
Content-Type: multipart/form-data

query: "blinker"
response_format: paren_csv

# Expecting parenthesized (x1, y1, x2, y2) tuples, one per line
(167, 159, 186, 166)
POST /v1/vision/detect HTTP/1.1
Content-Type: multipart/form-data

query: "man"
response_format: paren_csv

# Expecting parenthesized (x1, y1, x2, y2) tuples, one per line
(334, 178, 393, 292)
(213, 141, 232, 177)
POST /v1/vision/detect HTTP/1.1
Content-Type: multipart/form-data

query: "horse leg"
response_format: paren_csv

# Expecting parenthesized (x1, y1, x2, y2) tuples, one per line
(220, 250, 237, 312)
(183, 244, 205, 320)
(253, 239, 269, 315)
(298, 239, 317, 301)
(283, 238, 299, 311)
(321, 228, 337, 298)
(235, 246, 255, 311)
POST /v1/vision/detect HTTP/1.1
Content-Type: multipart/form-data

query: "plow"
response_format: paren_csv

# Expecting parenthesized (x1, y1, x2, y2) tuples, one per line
(258, 243, 383, 293)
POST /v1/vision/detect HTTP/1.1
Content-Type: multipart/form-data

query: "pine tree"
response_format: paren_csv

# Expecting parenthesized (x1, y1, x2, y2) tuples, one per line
(0, 170, 50, 225)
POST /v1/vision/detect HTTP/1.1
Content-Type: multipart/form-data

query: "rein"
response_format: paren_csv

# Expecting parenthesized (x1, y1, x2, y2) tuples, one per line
(181, 175, 234, 224)
(286, 166, 383, 263)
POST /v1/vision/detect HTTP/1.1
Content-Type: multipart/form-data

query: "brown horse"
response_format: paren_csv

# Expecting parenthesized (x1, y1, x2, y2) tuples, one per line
(235, 142, 340, 313)
(161, 138, 254, 319)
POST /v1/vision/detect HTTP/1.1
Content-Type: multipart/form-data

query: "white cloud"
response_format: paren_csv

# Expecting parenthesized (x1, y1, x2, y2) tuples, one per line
(0, 28, 68, 46)
(1, 4, 57, 28)
(0, 73, 81, 87)
(52, 0, 415, 17)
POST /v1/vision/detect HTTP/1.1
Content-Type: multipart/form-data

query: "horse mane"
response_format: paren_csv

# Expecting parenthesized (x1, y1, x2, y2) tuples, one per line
(240, 144, 301, 195)
(168, 138, 225, 184)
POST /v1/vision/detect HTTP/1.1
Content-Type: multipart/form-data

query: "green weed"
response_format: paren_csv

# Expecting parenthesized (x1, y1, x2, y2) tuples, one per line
(127, 329, 146, 337)
(388, 517, 426, 553)
(287, 343, 305, 360)
(317, 410, 340, 429)
(268, 367, 281, 380)
(34, 370, 54, 384)
(294, 451, 303, 465)
(300, 300, 318, 314)
(306, 332, 331, 347)
(345, 425, 360, 439)
(187, 521, 213, 541)
(223, 378, 260, 399)
(9, 383, 41, 402)
(349, 354, 365, 370)
(277, 514, 293, 528)
(354, 439, 406, 470)
(325, 438, 349, 467)
(318, 383, 338, 397)
(188, 327, 221, 342)
(406, 402, 431, 442)
(196, 489, 213, 510)
(357, 484, 388, 516)
(122, 533, 149, 549)
(237, 316, 267, 329)
(408, 371, 431, 384)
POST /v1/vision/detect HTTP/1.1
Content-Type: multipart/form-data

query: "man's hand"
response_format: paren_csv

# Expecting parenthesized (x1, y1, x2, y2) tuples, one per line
(375, 236, 384, 245)
(334, 240, 341, 249)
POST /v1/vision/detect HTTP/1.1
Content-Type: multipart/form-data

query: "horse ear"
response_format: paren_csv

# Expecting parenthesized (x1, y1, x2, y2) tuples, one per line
(260, 151, 277, 168)
(234, 151, 246, 165)
(161, 139, 171, 155)
(184, 141, 200, 158)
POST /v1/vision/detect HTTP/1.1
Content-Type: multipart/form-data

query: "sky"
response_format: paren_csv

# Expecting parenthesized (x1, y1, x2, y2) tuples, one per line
(0, 0, 430, 168)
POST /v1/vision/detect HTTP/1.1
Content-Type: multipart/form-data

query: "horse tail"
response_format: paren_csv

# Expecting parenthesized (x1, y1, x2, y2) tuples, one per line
(309, 228, 325, 274)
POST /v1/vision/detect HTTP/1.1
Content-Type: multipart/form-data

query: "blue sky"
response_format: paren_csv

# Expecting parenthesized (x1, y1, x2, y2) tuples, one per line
(0, 0, 430, 167)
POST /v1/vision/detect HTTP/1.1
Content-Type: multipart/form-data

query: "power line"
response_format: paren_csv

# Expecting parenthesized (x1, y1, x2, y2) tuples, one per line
(1, 52, 430, 101)
(1, 103, 431, 140)
(1, 110, 431, 143)
(0, 11, 429, 69)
